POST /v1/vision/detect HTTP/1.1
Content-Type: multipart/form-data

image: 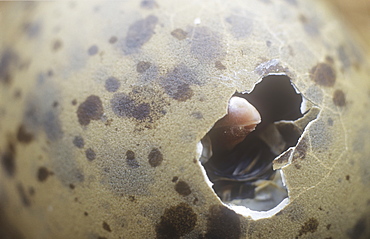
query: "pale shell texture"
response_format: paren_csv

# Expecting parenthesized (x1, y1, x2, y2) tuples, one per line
(0, 1, 370, 239)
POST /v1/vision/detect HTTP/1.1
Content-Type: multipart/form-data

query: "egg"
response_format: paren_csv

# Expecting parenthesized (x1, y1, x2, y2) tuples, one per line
(0, 1, 370, 238)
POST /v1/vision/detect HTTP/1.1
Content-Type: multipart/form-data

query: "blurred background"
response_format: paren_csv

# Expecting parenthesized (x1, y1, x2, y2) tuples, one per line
(324, 0, 370, 53)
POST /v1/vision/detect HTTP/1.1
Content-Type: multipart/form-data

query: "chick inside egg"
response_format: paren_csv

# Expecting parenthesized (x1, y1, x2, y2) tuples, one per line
(198, 74, 319, 214)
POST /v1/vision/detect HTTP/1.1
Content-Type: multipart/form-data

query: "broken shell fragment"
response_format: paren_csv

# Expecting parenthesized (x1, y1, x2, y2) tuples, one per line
(209, 96, 261, 152)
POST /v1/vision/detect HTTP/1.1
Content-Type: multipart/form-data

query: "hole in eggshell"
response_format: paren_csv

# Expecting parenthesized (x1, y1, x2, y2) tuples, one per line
(197, 74, 319, 219)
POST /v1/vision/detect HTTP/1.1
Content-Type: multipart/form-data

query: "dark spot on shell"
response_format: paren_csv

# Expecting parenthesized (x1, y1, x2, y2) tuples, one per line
(88, 45, 98, 56)
(338, 46, 351, 69)
(136, 61, 151, 73)
(1, 143, 16, 177)
(333, 89, 346, 107)
(0, 49, 19, 84)
(126, 150, 139, 168)
(105, 77, 120, 92)
(172, 176, 178, 182)
(266, 40, 272, 47)
(205, 205, 241, 239)
(102, 221, 112, 232)
(160, 65, 197, 101)
(52, 101, 59, 108)
(215, 61, 226, 70)
(155, 203, 197, 239)
(72, 99, 77, 105)
(43, 110, 64, 141)
(128, 195, 136, 202)
(346, 175, 350, 181)
(17, 183, 31, 207)
(84, 212, 88, 216)
(175, 181, 191, 196)
(23, 22, 41, 38)
(326, 224, 331, 230)
(310, 63, 336, 87)
(299, 14, 319, 36)
(298, 218, 319, 236)
(125, 15, 158, 50)
(77, 95, 104, 126)
(111, 92, 151, 121)
(69, 184, 75, 189)
(73, 136, 84, 148)
(85, 148, 96, 161)
(37, 167, 52, 182)
(17, 124, 34, 143)
(171, 29, 187, 40)
(191, 111, 203, 119)
(28, 187, 35, 196)
(347, 216, 366, 239)
(148, 148, 163, 167)
(104, 118, 113, 126)
(190, 26, 224, 61)
(226, 15, 253, 39)
(52, 39, 62, 51)
(109, 36, 117, 44)
(14, 89, 22, 99)
(327, 118, 333, 126)
(193, 197, 198, 205)
(294, 164, 302, 169)
(140, 0, 158, 9)
(325, 56, 334, 64)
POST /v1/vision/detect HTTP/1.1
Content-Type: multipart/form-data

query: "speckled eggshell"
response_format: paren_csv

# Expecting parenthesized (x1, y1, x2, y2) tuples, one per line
(0, 1, 370, 238)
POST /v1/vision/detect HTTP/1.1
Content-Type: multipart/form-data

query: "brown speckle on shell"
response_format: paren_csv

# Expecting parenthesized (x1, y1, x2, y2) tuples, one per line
(0, 49, 19, 84)
(77, 95, 104, 126)
(17, 124, 34, 143)
(136, 61, 151, 73)
(111, 92, 151, 120)
(73, 136, 84, 148)
(171, 28, 187, 40)
(23, 21, 41, 38)
(17, 183, 31, 207)
(347, 216, 367, 239)
(1, 143, 16, 177)
(299, 14, 320, 36)
(160, 65, 196, 101)
(85, 148, 96, 161)
(87, 45, 98, 55)
(126, 150, 139, 168)
(155, 203, 197, 239)
(205, 205, 241, 239)
(148, 148, 163, 167)
(175, 181, 191, 196)
(37, 167, 52, 182)
(310, 63, 336, 87)
(102, 221, 112, 232)
(125, 15, 158, 50)
(215, 61, 226, 70)
(105, 77, 120, 92)
(52, 39, 62, 51)
(333, 89, 346, 107)
(298, 218, 319, 236)
(109, 36, 117, 44)
(140, 0, 158, 9)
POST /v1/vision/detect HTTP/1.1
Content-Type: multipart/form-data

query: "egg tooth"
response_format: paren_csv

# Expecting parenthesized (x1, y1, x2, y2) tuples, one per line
(210, 96, 261, 152)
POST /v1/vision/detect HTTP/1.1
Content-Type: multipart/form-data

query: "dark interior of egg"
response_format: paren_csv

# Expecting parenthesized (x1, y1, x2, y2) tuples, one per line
(200, 75, 306, 211)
